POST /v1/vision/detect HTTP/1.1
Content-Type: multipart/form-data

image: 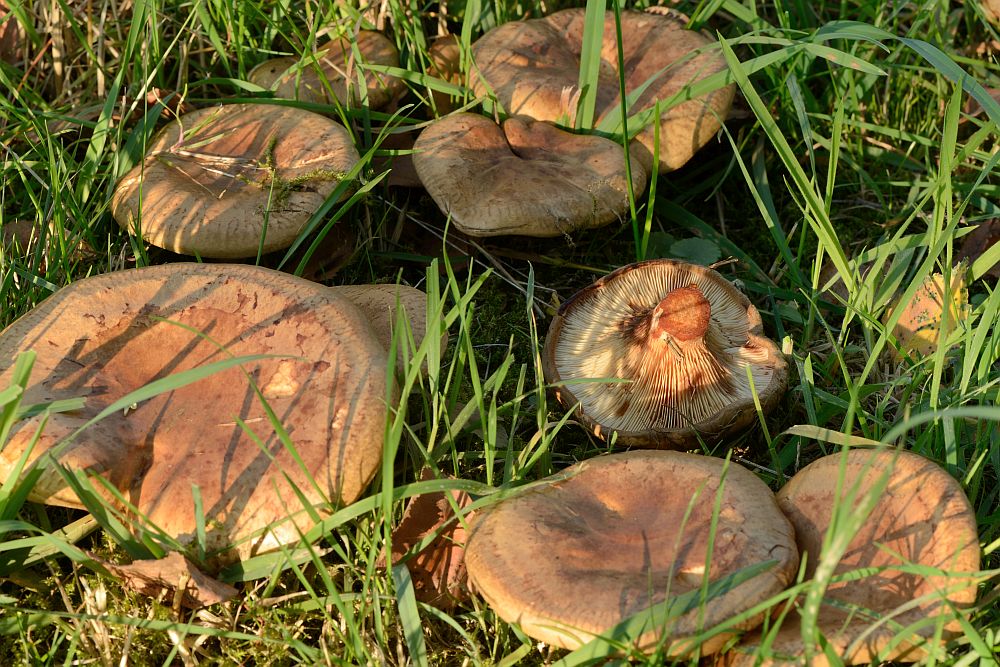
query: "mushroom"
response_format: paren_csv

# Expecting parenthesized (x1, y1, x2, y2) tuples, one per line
(248, 30, 404, 109)
(465, 451, 799, 655)
(542, 259, 787, 449)
(721, 448, 981, 665)
(471, 8, 734, 173)
(331, 283, 449, 372)
(412, 112, 647, 237)
(0, 263, 392, 567)
(111, 104, 360, 259)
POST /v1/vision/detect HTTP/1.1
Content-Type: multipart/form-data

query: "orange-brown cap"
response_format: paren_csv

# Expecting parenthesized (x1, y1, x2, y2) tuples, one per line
(721, 448, 981, 665)
(413, 112, 646, 237)
(542, 259, 787, 449)
(465, 451, 799, 655)
(0, 263, 392, 567)
(471, 8, 734, 172)
(248, 30, 403, 108)
(112, 104, 360, 259)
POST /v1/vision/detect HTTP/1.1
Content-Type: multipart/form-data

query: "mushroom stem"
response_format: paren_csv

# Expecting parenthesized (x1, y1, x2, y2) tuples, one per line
(650, 284, 711, 342)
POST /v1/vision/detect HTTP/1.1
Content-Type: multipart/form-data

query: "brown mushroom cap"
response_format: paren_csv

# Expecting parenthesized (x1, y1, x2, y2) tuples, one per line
(0, 263, 392, 566)
(471, 8, 734, 173)
(465, 451, 799, 654)
(412, 112, 647, 237)
(248, 30, 403, 108)
(111, 103, 360, 259)
(331, 283, 448, 372)
(543, 259, 787, 449)
(722, 448, 981, 666)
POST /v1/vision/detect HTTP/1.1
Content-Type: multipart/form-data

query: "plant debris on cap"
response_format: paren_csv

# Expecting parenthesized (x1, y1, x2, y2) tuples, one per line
(721, 448, 981, 666)
(543, 259, 787, 449)
(112, 103, 360, 259)
(471, 8, 733, 172)
(249, 30, 404, 108)
(465, 451, 799, 655)
(412, 112, 647, 237)
(0, 264, 392, 567)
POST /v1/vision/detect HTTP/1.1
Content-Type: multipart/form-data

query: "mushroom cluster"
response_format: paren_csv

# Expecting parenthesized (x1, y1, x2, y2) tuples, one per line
(543, 259, 787, 448)
(0, 264, 395, 566)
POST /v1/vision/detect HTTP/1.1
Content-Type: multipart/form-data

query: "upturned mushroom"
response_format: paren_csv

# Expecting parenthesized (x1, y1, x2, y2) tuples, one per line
(721, 448, 981, 666)
(0, 263, 392, 567)
(471, 8, 733, 172)
(249, 30, 404, 109)
(465, 451, 799, 655)
(543, 259, 787, 448)
(112, 103, 360, 259)
(412, 112, 646, 237)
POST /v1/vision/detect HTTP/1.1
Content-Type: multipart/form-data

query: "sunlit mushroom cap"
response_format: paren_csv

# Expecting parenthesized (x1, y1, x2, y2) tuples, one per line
(471, 8, 734, 172)
(722, 448, 980, 666)
(331, 283, 448, 372)
(0, 264, 392, 567)
(543, 259, 786, 448)
(412, 112, 647, 237)
(111, 103, 360, 259)
(248, 30, 403, 108)
(465, 451, 799, 654)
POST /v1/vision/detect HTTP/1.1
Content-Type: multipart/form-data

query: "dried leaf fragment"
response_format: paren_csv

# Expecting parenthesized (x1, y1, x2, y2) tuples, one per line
(88, 552, 237, 609)
(388, 472, 475, 610)
(888, 270, 969, 360)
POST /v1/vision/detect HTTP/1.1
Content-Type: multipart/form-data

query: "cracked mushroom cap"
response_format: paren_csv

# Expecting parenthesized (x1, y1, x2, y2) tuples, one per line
(0, 263, 392, 567)
(332, 283, 448, 372)
(248, 30, 404, 109)
(412, 112, 647, 237)
(721, 448, 980, 666)
(465, 451, 799, 654)
(543, 259, 787, 449)
(471, 8, 733, 173)
(111, 103, 360, 259)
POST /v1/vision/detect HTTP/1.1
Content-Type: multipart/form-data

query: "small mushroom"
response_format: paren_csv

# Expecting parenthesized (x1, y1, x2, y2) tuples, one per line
(465, 451, 799, 655)
(471, 8, 734, 172)
(721, 448, 981, 666)
(249, 30, 404, 109)
(0, 263, 392, 567)
(331, 283, 449, 372)
(543, 259, 787, 449)
(412, 112, 647, 237)
(111, 104, 360, 259)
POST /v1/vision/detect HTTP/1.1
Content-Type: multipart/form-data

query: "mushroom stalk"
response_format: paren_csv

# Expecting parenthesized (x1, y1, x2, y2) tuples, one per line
(650, 284, 711, 343)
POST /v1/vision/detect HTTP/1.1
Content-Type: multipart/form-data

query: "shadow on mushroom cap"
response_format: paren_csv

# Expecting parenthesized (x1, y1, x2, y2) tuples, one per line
(0, 263, 393, 568)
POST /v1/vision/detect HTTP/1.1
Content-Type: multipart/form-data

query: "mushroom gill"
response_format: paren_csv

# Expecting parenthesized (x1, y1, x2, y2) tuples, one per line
(543, 259, 786, 448)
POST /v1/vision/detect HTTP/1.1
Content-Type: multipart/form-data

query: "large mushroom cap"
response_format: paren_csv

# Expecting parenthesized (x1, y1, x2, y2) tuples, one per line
(248, 30, 403, 109)
(722, 448, 981, 666)
(543, 259, 787, 449)
(471, 8, 734, 172)
(111, 103, 360, 259)
(0, 263, 391, 566)
(465, 451, 799, 655)
(412, 112, 646, 237)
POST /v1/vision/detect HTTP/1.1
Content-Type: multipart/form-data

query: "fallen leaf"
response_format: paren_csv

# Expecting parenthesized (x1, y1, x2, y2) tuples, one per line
(888, 270, 969, 360)
(384, 470, 475, 611)
(88, 552, 237, 609)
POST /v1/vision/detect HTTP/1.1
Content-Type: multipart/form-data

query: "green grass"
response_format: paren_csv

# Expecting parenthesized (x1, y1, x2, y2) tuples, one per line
(2, 0, 1000, 664)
